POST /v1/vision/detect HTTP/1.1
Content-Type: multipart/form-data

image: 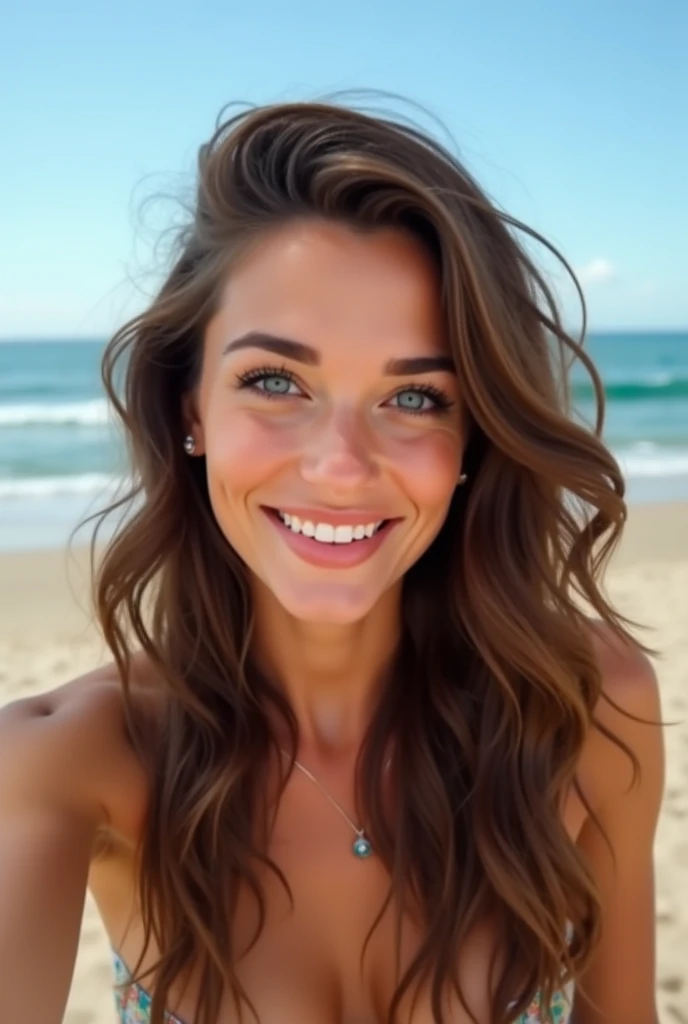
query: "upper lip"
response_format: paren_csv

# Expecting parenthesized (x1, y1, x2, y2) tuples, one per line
(263, 505, 394, 525)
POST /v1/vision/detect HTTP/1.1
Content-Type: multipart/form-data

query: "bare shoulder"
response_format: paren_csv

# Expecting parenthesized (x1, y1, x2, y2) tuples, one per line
(0, 655, 155, 837)
(578, 617, 665, 814)
(568, 620, 665, 1020)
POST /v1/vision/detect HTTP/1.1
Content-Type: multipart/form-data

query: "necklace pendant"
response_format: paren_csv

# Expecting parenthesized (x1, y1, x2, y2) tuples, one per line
(353, 834, 373, 859)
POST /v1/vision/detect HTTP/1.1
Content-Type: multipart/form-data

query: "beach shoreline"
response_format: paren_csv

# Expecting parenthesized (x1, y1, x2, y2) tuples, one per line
(0, 500, 686, 1022)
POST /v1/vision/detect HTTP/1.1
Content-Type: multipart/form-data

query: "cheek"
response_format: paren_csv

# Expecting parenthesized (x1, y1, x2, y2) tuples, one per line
(204, 411, 293, 501)
(392, 433, 460, 511)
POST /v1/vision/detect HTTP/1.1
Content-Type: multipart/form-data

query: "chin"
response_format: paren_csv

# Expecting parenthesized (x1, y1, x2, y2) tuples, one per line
(270, 578, 386, 626)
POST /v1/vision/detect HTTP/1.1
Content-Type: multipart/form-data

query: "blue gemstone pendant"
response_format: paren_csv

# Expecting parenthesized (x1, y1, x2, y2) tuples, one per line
(353, 834, 373, 858)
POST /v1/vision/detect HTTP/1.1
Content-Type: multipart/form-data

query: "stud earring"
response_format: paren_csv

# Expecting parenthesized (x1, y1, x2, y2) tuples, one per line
(183, 435, 196, 455)
(458, 473, 468, 485)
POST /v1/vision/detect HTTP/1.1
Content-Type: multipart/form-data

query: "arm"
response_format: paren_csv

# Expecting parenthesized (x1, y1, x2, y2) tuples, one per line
(0, 692, 110, 1024)
(572, 636, 665, 1024)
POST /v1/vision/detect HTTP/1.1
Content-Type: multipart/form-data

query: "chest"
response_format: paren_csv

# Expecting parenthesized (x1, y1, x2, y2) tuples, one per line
(96, 853, 518, 1022)
(90, 762, 584, 1024)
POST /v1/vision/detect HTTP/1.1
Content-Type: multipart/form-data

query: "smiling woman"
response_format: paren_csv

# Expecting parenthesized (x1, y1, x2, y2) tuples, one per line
(181, 221, 466, 624)
(0, 96, 664, 1024)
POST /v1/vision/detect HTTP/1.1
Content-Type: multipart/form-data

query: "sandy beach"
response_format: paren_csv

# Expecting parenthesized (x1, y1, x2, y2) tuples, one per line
(1, 502, 686, 1023)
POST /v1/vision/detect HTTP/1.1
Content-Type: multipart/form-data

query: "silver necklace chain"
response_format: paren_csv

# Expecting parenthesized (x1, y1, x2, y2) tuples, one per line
(278, 746, 393, 857)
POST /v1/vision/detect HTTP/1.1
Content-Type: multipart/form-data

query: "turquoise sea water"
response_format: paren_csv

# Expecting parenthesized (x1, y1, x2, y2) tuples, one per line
(0, 332, 686, 552)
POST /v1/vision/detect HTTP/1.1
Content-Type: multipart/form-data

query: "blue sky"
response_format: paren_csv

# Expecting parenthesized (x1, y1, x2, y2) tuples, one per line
(1, 0, 686, 338)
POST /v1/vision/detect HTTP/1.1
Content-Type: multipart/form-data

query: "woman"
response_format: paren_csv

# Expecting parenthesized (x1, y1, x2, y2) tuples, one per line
(0, 98, 665, 1024)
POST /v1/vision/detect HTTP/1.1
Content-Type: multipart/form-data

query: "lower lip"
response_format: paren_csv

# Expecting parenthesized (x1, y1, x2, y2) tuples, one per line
(262, 509, 398, 569)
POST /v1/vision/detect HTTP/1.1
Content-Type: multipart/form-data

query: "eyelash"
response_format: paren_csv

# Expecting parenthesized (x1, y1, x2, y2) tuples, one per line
(235, 365, 454, 416)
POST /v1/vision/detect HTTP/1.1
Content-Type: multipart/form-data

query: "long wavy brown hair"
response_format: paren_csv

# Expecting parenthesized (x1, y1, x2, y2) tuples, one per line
(78, 94, 655, 1024)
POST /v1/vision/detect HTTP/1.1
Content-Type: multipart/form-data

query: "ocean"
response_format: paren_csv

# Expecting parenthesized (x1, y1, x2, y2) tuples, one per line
(0, 332, 687, 552)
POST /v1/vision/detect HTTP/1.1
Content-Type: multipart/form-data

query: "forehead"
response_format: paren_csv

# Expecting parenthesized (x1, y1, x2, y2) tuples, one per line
(207, 219, 447, 360)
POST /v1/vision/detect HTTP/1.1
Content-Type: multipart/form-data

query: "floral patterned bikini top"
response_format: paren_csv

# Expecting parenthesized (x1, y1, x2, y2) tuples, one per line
(112, 948, 575, 1024)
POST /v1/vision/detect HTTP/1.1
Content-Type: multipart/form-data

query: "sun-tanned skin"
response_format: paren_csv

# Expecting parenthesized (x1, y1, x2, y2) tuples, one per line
(0, 222, 664, 1024)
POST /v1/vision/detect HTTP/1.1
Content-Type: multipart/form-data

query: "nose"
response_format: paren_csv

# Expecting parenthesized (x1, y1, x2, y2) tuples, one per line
(299, 406, 380, 492)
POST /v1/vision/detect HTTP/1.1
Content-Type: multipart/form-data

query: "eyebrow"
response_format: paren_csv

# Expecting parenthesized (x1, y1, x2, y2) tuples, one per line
(222, 331, 456, 376)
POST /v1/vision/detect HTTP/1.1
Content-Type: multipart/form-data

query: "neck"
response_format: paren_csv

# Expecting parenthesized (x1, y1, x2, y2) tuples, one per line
(249, 581, 402, 761)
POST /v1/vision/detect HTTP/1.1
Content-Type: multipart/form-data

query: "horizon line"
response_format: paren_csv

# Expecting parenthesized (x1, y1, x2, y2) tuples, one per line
(1, 326, 687, 343)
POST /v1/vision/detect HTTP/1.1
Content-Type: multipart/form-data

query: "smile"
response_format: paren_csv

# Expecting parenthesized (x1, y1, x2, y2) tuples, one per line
(276, 511, 386, 545)
(261, 507, 398, 569)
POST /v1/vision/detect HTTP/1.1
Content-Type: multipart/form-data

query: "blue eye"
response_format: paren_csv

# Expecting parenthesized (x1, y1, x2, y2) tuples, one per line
(236, 366, 302, 397)
(256, 374, 294, 394)
(390, 385, 453, 416)
(236, 368, 453, 417)
(394, 389, 433, 412)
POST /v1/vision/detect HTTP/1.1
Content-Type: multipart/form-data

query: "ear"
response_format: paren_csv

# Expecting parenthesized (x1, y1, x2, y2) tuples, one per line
(181, 391, 206, 456)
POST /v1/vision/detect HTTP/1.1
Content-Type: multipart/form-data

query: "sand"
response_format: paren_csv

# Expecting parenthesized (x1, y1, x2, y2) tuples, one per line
(0, 502, 686, 1023)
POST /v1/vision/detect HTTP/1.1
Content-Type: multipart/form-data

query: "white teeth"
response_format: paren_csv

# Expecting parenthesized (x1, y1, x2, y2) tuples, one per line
(276, 511, 385, 544)
(314, 523, 335, 543)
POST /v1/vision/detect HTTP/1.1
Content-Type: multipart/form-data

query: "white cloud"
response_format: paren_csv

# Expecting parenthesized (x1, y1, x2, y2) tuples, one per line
(574, 258, 617, 286)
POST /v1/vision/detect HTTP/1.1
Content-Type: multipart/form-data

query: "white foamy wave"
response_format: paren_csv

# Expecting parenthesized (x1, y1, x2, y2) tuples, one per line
(614, 444, 688, 477)
(0, 399, 110, 426)
(0, 473, 121, 499)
